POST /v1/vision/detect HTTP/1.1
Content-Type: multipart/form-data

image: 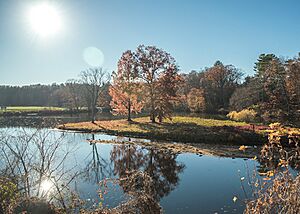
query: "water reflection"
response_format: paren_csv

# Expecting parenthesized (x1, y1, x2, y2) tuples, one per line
(0, 129, 86, 213)
(83, 143, 113, 183)
(107, 144, 185, 212)
(40, 178, 54, 196)
(0, 128, 265, 213)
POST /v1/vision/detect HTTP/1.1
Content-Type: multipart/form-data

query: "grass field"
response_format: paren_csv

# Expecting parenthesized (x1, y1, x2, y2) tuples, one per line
(0, 106, 68, 116)
(58, 116, 266, 145)
(0, 106, 66, 112)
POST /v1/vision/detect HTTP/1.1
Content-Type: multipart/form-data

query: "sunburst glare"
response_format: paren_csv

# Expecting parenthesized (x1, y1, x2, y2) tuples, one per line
(26, 2, 63, 38)
(40, 178, 54, 194)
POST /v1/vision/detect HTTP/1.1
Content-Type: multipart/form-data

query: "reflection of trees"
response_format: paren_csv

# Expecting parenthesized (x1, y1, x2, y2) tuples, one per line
(82, 143, 113, 183)
(111, 144, 146, 178)
(0, 129, 80, 212)
(110, 144, 185, 201)
(146, 149, 184, 200)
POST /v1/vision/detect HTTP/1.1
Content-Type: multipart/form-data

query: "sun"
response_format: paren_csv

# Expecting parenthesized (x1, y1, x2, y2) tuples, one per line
(27, 2, 62, 38)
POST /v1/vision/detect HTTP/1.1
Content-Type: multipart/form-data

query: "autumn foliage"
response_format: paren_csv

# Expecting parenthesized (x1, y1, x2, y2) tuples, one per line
(109, 50, 143, 121)
(187, 88, 205, 113)
(110, 45, 182, 123)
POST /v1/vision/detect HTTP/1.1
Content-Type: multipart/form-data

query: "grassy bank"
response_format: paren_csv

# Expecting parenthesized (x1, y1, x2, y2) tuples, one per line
(0, 106, 65, 112)
(58, 116, 267, 145)
(0, 106, 87, 117)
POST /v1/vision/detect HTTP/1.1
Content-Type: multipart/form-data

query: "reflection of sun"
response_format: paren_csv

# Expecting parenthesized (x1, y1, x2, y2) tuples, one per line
(40, 179, 54, 193)
(27, 2, 63, 38)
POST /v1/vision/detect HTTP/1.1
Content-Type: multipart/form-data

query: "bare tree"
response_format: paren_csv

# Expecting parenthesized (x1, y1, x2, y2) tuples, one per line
(0, 129, 80, 213)
(66, 79, 82, 111)
(80, 68, 110, 123)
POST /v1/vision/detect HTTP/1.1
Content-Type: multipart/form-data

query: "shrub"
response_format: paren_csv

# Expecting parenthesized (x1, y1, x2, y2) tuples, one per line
(227, 109, 257, 122)
(245, 125, 300, 213)
(0, 177, 18, 213)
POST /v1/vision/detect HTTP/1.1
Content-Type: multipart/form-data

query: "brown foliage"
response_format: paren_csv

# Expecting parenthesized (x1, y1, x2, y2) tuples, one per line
(187, 88, 205, 113)
(245, 124, 300, 213)
(132, 45, 182, 122)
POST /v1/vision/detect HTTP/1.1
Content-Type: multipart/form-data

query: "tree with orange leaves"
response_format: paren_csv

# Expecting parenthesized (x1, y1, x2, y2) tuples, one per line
(109, 50, 143, 121)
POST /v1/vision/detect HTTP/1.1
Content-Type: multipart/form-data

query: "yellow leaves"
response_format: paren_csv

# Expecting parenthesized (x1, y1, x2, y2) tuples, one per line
(239, 145, 247, 151)
(259, 172, 267, 176)
(267, 171, 274, 177)
(263, 177, 271, 181)
(260, 170, 275, 181)
(269, 122, 281, 129)
(232, 196, 238, 203)
(288, 129, 300, 136)
(278, 159, 288, 167)
(227, 109, 257, 122)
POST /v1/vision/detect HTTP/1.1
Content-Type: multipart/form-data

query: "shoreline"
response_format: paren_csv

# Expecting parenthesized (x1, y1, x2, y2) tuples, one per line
(86, 138, 260, 159)
(57, 116, 268, 146)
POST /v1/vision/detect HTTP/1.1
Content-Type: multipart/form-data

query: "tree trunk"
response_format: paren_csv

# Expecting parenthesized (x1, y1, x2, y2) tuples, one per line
(91, 97, 96, 123)
(158, 113, 162, 123)
(150, 112, 155, 123)
(150, 85, 156, 123)
(91, 107, 95, 123)
(127, 98, 132, 122)
(150, 100, 156, 123)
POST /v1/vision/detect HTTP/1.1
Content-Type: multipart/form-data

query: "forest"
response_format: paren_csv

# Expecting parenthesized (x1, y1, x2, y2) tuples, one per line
(1, 47, 299, 125)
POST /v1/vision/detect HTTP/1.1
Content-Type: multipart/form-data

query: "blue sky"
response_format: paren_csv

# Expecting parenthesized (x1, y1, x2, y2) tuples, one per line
(0, 0, 300, 85)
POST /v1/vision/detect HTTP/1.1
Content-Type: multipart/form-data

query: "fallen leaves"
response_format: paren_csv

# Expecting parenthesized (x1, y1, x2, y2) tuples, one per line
(239, 145, 247, 151)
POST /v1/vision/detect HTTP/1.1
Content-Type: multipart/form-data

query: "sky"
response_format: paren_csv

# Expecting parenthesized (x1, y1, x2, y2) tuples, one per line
(0, 0, 300, 85)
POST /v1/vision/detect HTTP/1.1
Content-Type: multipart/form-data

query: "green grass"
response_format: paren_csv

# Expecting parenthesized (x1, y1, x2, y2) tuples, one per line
(168, 116, 247, 127)
(59, 116, 265, 145)
(0, 106, 66, 113)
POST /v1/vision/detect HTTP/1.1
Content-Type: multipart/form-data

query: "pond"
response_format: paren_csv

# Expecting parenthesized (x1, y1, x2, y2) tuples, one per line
(0, 116, 262, 213)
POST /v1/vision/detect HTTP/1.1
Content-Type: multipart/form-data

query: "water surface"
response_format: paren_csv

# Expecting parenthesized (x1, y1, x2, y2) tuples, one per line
(0, 116, 261, 213)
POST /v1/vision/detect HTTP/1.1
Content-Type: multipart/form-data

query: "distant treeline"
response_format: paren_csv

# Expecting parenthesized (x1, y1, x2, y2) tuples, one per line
(0, 84, 65, 107)
(0, 83, 111, 110)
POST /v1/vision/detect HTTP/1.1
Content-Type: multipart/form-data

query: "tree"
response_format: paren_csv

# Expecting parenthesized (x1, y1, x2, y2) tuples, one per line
(262, 58, 289, 121)
(229, 76, 261, 111)
(109, 85, 143, 121)
(187, 88, 206, 113)
(80, 68, 109, 123)
(285, 57, 300, 123)
(155, 65, 184, 122)
(254, 54, 277, 77)
(229, 53, 300, 124)
(203, 61, 243, 112)
(135, 45, 181, 123)
(65, 79, 82, 111)
(109, 50, 143, 121)
(254, 54, 278, 103)
(97, 82, 112, 111)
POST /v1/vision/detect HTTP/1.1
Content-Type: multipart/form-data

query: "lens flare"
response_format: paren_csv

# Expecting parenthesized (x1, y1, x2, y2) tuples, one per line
(83, 47, 105, 67)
